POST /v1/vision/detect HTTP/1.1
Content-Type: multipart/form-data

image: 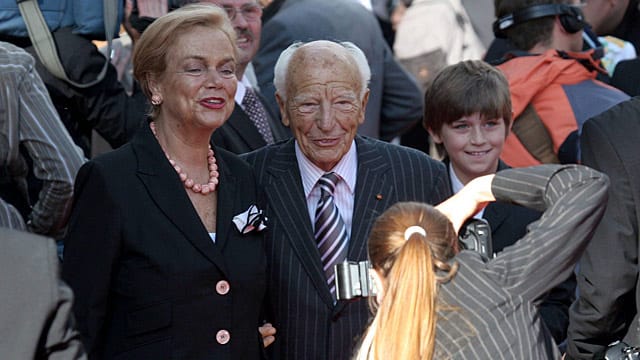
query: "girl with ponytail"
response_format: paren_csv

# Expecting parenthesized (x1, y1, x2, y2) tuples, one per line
(354, 165, 609, 359)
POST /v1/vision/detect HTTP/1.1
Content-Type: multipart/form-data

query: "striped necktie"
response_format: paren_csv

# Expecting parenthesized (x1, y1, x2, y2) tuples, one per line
(242, 87, 275, 144)
(314, 172, 349, 296)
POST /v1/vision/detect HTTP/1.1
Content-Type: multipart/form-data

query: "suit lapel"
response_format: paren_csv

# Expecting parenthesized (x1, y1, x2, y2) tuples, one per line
(266, 140, 335, 307)
(334, 137, 394, 316)
(133, 126, 229, 277)
(210, 147, 237, 252)
(349, 137, 394, 261)
(483, 202, 509, 231)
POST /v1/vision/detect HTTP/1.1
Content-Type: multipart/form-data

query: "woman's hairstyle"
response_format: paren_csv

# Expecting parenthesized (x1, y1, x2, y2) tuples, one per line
(132, 3, 237, 118)
(355, 202, 459, 360)
(273, 40, 371, 101)
(423, 59, 512, 138)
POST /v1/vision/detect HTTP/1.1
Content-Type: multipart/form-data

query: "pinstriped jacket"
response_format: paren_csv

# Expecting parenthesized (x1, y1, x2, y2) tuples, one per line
(434, 165, 608, 359)
(243, 135, 450, 360)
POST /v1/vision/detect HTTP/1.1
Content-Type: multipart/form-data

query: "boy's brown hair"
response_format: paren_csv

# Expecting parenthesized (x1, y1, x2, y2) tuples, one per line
(423, 60, 512, 137)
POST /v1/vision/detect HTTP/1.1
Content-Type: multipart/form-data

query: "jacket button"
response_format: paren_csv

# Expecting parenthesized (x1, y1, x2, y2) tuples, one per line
(216, 329, 230, 344)
(216, 280, 230, 295)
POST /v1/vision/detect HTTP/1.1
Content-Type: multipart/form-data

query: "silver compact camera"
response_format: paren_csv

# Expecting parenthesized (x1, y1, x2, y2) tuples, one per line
(596, 341, 640, 360)
(334, 261, 377, 300)
(458, 218, 493, 259)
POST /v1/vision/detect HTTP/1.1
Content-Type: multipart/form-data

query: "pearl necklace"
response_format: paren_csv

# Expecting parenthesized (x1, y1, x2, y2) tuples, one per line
(150, 122, 219, 195)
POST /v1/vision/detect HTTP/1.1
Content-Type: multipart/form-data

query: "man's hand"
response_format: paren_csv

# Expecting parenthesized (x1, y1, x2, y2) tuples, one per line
(259, 322, 277, 348)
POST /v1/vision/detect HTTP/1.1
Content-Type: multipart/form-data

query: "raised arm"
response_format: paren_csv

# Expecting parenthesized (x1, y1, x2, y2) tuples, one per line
(489, 165, 608, 303)
(438, 165, 608, 303)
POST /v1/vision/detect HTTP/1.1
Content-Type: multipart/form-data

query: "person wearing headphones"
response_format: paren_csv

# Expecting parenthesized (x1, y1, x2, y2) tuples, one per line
(492, 0, 628, 168)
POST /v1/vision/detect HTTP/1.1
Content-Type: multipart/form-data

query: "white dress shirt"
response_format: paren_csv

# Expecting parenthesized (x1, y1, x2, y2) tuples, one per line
(295, 141, 358, 237)
(449, 162, 485, 219)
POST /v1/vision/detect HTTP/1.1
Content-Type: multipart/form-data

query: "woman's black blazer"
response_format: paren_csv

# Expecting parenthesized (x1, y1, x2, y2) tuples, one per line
(62, 125, 267, 359)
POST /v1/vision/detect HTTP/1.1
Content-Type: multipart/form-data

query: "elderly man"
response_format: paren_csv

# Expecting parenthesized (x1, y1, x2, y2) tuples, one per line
(254, 0, 423, 142)
(243, 40, 450, 360)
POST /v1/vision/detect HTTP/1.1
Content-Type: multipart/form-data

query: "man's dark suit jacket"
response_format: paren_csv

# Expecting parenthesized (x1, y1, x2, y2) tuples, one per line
(242, 135, 450, 360)
(0, 228, 86, 359)
(445, 159, 576, 344)
(62, 125, 267, 360)
(212, 95, 290, 154)
(566, 97, 640, 359)
(254, 0, 423, 141)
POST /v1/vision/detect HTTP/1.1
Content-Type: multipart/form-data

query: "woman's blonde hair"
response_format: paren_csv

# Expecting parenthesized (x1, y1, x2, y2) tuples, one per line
(132, 3, 237, 118)
(355, 202, 459, 360)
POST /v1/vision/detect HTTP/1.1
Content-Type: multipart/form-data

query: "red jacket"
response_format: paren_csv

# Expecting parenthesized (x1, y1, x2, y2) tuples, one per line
(497, 49, 628, 167)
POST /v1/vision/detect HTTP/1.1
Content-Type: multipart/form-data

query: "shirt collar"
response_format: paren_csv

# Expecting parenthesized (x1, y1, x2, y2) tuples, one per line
(296, 140, 358, 198)
(449, 162, 485, 218)
(235, 75, 251, 104)
(449, 162, 465, 195)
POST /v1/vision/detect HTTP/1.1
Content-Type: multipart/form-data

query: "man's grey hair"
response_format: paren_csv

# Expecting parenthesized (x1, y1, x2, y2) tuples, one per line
(273, 40, 371, 101)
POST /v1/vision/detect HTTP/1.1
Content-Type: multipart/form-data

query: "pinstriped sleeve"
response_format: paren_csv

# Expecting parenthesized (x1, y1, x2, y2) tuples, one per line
(16, 52, 86, 236)
(486, 164, 608, 304)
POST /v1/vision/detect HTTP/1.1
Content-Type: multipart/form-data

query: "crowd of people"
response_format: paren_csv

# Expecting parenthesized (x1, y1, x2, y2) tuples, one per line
(0, 0, 638, 359)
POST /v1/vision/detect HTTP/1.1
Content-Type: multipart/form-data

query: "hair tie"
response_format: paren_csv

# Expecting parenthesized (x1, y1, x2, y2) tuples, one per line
(404, 225, 427, 240)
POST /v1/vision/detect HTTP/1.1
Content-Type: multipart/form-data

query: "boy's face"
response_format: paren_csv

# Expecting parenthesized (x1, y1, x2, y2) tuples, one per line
(429, 113, 507, 185)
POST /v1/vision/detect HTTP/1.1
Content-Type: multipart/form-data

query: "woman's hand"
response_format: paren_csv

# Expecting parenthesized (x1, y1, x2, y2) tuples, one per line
(259, 323, 277, 348)
(435, 174, 496, 234)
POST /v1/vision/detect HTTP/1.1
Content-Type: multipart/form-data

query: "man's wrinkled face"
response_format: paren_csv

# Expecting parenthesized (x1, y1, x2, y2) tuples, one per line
(277, 43, 369, 171)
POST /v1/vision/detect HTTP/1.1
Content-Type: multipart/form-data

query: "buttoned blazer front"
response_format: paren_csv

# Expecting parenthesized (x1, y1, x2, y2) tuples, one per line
(62, 125, 267, 360)
(242, 135, 450, 360)
(212, 94, 290, 154)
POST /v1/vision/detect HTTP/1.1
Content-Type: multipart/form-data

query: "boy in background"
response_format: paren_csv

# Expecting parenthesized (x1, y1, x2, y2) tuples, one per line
(423, 59, 575, 346)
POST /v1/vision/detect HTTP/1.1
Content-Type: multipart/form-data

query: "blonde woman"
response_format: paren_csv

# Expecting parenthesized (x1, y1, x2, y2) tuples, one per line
(356, 164, 608, 359)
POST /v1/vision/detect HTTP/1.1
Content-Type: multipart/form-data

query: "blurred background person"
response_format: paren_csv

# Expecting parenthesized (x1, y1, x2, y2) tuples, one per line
(203, 0, 291, 153)
(0, 0, 148, 158)
(0, 227, 86, 359)
(581, 0, 639, 52)
(356, 164, 608, 359)
(492, 0, 628, 167)
(566, 97, 640, 359)
(391, 0, 485, 156)
(62, 5, 270, 358)
(0, 41, 85, 238)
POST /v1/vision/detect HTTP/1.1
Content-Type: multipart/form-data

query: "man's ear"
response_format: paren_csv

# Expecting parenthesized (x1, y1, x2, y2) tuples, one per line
(358, 89, 370, 125)
(275, 92, 289, 127)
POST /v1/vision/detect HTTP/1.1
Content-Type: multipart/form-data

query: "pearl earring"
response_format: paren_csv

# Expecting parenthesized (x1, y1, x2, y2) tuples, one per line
(151, 94, 162, 106)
